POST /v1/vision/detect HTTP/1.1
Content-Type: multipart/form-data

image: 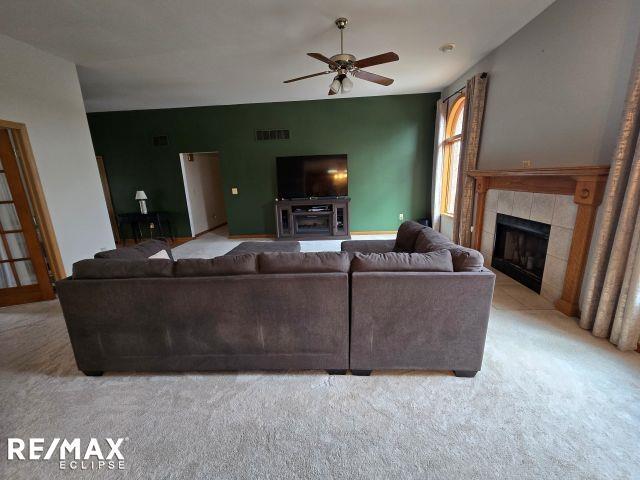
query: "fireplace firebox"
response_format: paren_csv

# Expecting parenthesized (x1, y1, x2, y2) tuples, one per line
(491, 214, 550, 293)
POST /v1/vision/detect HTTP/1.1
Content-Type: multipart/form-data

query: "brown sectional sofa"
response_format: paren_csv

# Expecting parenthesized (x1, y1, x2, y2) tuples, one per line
(343, 222, 495, 377)
(57, 222, 495, 378)
(57, 246, 350, 376)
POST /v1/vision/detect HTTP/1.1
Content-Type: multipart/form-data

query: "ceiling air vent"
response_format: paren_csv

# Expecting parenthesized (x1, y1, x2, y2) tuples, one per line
(152, 135, 169, 146)
(256, 129, 290, 141)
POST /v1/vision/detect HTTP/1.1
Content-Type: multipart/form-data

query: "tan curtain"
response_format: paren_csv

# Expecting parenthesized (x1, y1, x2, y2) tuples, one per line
(580, 37, 640, 351)
(452, 73, 489, 247)
(431, 99, 447, 232)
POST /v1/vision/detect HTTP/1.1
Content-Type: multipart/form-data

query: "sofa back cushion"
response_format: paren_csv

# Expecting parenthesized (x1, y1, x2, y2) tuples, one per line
(414, 228, 484, 272)
(393, 221, 426, 253)
(259, 252, 350, 274)
(73, 259, 173, 279)
(351, 250, 453, 272)
(446, 247, 485, 272)
(175, 254, 258, 276)
(413, 227, 452, 252)
(95, 238, 174, 261)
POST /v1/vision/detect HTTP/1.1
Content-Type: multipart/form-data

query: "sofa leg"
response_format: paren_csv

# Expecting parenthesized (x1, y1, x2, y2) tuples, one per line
(454, 370, 477, 378)
(326, 369, 347, 375)
(351, 370, 372, 376)
(83, 370, 104, 377)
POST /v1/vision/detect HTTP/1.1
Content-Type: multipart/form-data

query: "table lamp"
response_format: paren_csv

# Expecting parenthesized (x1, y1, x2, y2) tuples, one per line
(135, 190, 148, 214)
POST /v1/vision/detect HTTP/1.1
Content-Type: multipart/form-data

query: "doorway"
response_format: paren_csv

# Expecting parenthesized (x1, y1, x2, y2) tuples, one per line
(179, 152, 228, 237)
(0, 122, 60, 306)
(95, 155, 120, 244)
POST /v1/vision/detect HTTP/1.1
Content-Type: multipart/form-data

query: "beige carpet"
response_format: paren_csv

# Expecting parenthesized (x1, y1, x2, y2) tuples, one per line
(1, 234, 639, 479)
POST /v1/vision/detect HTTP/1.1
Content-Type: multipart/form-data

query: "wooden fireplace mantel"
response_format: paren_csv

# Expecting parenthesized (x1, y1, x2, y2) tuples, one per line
(468, 165, 610, 317)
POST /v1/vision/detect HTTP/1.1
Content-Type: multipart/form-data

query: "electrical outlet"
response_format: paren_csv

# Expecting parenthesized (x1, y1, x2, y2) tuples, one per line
(399, 213, 404, 221)
(231, 187, 238, 195)
(522, 160, 531, 168)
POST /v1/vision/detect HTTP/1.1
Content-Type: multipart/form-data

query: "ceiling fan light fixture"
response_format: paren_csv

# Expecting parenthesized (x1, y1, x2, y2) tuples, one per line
(341, 75, 353, 93)
(330, 76, 341, 94)
(283, 17, 399, 94)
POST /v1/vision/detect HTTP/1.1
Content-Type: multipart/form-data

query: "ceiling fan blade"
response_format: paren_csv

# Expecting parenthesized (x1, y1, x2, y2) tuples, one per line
(283, 71, 332, 83)
(353, 69, 394, 86)
(353, 52, 399, 69)
(307, 53, 339, 68)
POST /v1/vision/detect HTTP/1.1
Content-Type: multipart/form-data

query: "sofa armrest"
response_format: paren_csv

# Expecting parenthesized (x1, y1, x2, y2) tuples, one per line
(350, 271, 495, 372)
(340, 239, 396, 254)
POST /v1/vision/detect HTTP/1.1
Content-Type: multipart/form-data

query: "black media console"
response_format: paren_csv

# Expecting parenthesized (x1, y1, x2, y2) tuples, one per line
(274, 198, 350, 240)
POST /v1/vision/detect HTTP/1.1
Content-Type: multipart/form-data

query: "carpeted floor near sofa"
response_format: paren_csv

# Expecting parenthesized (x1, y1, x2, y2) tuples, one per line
(1, 230, 639, 479)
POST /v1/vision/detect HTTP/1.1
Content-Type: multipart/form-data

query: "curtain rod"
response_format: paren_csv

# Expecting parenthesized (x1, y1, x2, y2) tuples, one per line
(441, 72, 487, 104)
(441, 86, 465, 104)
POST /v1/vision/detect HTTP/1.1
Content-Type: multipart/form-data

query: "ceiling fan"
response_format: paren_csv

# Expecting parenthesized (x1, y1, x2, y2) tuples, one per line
(283, 17, 399, 95)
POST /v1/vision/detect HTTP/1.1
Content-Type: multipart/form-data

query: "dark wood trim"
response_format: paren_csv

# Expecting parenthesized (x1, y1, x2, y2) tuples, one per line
(468, 166, 610, 317)
(194, 222, 227, 237)
(0, 284, 47, 307)
(228, 234, 276, 239)
(170, 237, 195, 247)
(0, 119, 66, 280)
(0, 129, 55, 305)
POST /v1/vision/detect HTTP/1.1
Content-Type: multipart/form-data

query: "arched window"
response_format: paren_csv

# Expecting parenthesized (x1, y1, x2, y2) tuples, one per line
(441, 96, 465, 215)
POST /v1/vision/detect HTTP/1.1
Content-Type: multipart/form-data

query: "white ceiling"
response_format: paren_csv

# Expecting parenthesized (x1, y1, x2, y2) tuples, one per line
(0, 0, 555, 112)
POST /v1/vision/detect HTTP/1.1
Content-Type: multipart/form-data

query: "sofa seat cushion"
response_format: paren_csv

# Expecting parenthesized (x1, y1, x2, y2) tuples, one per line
(73, 259, 173, 279)
(393, 221, 426, 252)
(226, 241, 300, 255)
(414, 228, 484, 272)
(95, 238, 174, 261)
(351, 250, 453, 272)
(259, 252, 350, 274)
(175, 254, 258, 276)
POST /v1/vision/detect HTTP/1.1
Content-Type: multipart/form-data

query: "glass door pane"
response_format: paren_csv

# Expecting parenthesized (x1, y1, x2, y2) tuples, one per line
(0, 262, 16, 288)
(5, 232, 28, 259)
(0, 203, 21, 230)
(14, 260, 37, 285)
(0, 173, 12, 201)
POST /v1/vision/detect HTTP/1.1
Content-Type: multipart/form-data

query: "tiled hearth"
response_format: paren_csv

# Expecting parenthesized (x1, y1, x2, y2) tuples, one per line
(480, 190, 577, 302)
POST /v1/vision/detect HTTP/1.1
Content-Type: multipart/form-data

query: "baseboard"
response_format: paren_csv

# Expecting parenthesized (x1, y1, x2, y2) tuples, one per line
(351, 230, 397, 235)
(170, 236, 195, 246)
(228, 233, 276, 239)
(194, 222, 227, 237)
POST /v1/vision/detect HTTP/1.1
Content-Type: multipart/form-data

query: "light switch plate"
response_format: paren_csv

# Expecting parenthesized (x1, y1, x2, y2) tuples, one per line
(231, 187, 238, 195)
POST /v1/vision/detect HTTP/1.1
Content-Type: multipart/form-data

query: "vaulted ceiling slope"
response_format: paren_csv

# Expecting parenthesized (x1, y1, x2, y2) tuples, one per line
(0, 0, 555, 112)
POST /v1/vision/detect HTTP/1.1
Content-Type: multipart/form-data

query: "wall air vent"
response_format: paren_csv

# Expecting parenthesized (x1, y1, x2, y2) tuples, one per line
(256, 129, 290, 141)
(152, 135, 169, 146)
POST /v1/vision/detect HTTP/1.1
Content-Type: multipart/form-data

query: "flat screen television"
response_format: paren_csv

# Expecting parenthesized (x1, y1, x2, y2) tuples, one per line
(276, 154, 348, 199)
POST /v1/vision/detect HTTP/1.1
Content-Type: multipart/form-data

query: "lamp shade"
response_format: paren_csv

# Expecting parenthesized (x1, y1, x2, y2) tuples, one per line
(341, 76, 353, 93)
(329, 76, 341, 94)
(135, 190, 147, 200)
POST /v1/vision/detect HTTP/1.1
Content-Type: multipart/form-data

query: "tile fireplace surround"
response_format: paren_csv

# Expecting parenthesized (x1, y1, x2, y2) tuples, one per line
(469, 166, 609, 317)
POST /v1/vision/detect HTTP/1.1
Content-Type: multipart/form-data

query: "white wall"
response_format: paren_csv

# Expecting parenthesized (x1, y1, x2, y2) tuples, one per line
(441, 0, 640, 310)
(180, 152, 227, 236)
(0, 33, 115, 275)
(443, 0, 640, 170)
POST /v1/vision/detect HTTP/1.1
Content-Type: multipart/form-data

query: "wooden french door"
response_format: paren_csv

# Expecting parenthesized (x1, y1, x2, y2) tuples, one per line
(0, 129, 54, 306)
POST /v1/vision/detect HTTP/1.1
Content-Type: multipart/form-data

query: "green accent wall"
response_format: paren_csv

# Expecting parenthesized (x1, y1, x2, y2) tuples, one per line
(87, 93, 438, 237)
